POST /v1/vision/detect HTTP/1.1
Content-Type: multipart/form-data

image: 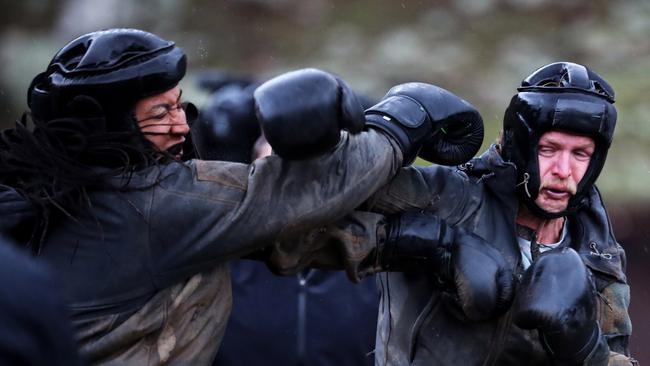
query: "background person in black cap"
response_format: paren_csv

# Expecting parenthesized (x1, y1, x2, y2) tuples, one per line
(267, 62, 636, 366)
(0, 28, 484, 365)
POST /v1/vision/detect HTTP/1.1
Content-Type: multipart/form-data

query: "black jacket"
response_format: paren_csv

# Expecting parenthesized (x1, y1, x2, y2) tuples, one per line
(34, 131, 401, 365)
(268, 145, 634, 366)
(213, 260, 378, 366)
(366, 145, 632, 365)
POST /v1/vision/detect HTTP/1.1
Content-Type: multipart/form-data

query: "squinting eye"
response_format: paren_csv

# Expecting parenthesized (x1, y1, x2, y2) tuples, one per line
(574, 150, 592, 160)
(150, 111, 169, 120)
(538, 147, 554, 155)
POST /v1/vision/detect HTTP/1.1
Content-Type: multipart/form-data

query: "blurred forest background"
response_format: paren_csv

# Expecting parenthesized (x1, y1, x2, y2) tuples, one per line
(0, 0, 648, 362)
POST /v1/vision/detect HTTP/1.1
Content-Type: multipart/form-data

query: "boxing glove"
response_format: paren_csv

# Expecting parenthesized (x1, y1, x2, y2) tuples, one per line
(253, 68, 364, 159)
(513, 248, 608, 365)
(365, 83, 484, 165)
(380, 211, 514, 321)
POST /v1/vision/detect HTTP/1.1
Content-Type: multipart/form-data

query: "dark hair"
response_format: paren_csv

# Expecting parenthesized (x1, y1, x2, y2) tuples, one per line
(0, 110, 166, 253)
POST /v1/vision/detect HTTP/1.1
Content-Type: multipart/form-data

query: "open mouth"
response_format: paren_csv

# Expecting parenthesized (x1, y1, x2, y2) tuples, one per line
(167, 143, 184, 159)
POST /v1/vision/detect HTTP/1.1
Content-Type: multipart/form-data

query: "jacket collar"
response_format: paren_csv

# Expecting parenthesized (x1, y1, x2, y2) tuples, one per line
(466, 144, 519, 217)
(571, 187, 626, 282)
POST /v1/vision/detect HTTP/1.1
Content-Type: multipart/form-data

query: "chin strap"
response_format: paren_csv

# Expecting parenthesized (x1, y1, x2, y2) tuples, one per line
(516, 172, 532, 198)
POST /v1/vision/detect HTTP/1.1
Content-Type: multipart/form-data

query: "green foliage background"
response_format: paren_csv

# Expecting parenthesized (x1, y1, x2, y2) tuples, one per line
(0, 0, 648, 203)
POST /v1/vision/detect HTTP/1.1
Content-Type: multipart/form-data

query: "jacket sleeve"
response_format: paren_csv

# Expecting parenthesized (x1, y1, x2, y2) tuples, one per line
(264, 211, 386, 282)
(579, 268, 636, 366)
(146, 129, 402, 287)
(596, 281, 638, 366)
(363, 164, 477, 222)
(264, 164, 480, 280)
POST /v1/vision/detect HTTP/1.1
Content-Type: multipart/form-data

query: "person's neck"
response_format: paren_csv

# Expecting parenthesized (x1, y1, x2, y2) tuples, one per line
(516, 204, 566, 244)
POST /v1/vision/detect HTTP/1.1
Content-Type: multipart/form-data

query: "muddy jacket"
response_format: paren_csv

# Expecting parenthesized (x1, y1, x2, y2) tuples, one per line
(270, 145, 635, 366)
(37, 130, 401, 365)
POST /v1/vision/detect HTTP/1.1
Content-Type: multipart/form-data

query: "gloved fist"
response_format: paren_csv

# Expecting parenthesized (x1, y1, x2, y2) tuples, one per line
(253, 68, 365, 159)
(513, 248, 605, 365)
(380, 211, 514, 321)
(365, 83, 484, 166)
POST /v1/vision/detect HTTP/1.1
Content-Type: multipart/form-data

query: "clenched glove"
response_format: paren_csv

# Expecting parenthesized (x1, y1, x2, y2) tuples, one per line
(253, 68, 365, 160)
(513, 248, 609, 365)
(380, 211, 514, 321)
(365, 83, 484, 166)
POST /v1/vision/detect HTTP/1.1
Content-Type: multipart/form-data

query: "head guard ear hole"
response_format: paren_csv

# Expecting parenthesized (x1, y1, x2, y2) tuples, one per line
(559, 71, 572, 86)
(592, 81, 613, 100)
(540, 80, 560, 87)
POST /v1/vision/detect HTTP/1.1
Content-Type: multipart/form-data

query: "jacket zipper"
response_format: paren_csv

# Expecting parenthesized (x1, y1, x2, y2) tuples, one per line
(297, 269, 313, 365)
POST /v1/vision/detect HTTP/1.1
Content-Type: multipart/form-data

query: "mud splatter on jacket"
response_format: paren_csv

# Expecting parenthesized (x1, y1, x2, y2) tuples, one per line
(37, 130, 401, 365)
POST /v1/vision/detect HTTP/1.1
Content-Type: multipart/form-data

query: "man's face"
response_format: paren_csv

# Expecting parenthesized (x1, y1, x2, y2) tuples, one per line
(535, 131, 595, 213)
(135, 86, 189, 159)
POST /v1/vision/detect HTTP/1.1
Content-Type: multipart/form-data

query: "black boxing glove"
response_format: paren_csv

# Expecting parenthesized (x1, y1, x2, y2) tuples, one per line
(192, 84, 260, 163)
(513, 248, 609, 365)
(253, 68, 364, 159)
(380, 211, 514, 321)
(365, 83, 484, 166)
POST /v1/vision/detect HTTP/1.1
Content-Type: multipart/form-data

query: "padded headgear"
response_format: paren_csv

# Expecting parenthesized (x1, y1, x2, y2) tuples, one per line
(27, 28, 186, 132)
(502, 62, 617, 218)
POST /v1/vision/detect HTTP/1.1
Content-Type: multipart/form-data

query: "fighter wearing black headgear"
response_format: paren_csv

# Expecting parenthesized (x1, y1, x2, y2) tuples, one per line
(28, 28, 189, 130)
(0, 28, 488, 365)
(273, 61, 635, 366)
(502, 62, 617, 218)
(0, 29, 200, 251)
